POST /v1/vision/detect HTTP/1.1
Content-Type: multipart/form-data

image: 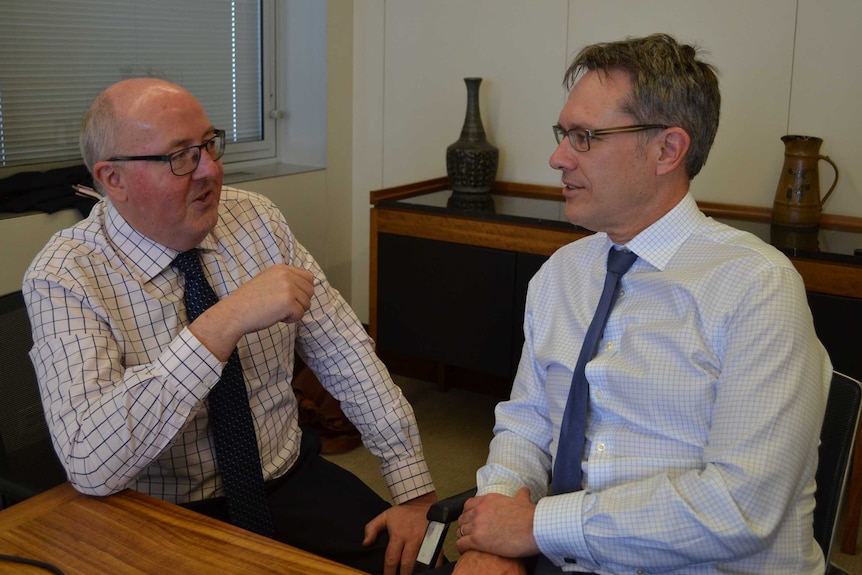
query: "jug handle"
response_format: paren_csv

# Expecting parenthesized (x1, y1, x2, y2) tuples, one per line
(820, 155, 839, 208)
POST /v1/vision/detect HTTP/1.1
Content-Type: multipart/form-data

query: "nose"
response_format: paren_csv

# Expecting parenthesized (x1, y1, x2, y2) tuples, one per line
(192, 148, 222, 179)
(549, 139, 576, 171)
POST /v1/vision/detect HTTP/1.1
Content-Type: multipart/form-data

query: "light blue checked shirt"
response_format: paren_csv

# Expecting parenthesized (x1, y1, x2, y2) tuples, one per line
(478, 193, 831, 574)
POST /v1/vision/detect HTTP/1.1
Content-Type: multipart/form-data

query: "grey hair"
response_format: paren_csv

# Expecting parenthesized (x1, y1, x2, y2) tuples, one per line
(79, 90, 120, 193)
(565, 33, 720, 180)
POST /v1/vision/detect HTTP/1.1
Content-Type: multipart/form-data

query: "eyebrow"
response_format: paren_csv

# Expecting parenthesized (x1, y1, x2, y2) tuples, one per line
(164, 127, 217, 152)
(556, 123, 589, 131)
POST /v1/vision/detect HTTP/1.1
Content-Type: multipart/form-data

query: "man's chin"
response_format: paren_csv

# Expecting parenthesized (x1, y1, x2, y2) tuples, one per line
(563, 204, 587, 229)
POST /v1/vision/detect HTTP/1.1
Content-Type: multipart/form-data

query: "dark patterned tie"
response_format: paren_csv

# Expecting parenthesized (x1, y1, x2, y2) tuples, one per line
(552, 247, 638, 495)
(173, 249, 276, 538)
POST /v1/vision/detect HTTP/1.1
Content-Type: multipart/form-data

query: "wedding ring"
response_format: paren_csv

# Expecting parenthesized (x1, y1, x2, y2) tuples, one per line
(459, 526, 464, 538)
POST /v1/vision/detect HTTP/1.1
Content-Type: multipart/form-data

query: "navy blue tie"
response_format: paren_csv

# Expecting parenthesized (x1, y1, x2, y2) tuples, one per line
(173, 249, 276, 538)
(552, 247, 638, 495)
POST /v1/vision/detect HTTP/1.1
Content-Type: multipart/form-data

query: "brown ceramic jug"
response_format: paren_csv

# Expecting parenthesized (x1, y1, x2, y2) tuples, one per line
(771, 135, 839, 228)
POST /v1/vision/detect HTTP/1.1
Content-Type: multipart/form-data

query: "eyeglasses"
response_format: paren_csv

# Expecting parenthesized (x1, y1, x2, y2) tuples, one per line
(107, 129, 226, 176)
(553, 124, 668, 152)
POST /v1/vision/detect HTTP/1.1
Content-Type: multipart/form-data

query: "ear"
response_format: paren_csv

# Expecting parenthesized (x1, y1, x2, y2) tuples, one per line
(92, 161, 129, 203)
(655, 127, 691, 177)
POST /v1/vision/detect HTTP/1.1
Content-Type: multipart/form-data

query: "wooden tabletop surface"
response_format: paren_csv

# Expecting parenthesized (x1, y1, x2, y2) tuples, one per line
(0, 482, 368, 575)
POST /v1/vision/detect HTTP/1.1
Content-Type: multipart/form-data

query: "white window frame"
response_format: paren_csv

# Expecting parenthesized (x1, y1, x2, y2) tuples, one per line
(226, 0, 277, 165)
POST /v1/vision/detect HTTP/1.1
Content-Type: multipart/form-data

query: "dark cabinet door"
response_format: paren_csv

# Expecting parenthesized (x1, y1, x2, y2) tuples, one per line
(377, 233, 517, 378)
(511, 253, 549, 377)
(808, 292, 862, 380)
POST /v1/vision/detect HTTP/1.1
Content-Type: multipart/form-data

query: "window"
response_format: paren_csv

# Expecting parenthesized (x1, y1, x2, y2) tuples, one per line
(0, 0, 276, 170)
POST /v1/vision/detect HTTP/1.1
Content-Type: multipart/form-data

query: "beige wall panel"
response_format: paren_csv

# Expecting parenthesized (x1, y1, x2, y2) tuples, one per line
(351, 0, 386, 321)
(790, 0, 862, 217)
(382, 0, 569, 188)
(0, 210, 83, 297)
(567, 1, 796, 209)
(350, 0, 862, 320)
(238, 171, 330, 278)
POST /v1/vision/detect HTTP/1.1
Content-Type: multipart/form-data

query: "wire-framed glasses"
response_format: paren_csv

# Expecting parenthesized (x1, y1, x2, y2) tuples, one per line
(552, 124, 668, 152)
(107, 129, 226, 176)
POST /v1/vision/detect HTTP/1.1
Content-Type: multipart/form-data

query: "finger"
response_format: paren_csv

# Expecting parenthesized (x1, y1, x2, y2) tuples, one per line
(293, 289, 312, 313)
(283, 293, 312, 324)
(363, 512, 386, 546)
(456, 534, 472, 554)
(515, 486, 532, 501)
(283, 309, 302, 324)
(462, 494, 479, 512)
(286, 266, 315, 293)
(400, 540, 420, 575)
(383, 538, 405, 575)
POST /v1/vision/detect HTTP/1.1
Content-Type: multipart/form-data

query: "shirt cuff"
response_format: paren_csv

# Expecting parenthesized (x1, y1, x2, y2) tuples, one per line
(162, 327, 223, 407)
(383, 461, 436, 504)
(534, 491, 593, 567)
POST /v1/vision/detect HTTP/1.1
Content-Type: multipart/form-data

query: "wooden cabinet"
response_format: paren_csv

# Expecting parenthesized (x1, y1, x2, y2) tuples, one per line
(371, 178, 862, 385)
(377, 233, 517, 378)
(370, 179, 586, 392)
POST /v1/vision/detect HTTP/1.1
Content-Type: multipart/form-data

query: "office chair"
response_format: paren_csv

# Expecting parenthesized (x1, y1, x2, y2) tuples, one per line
(0, 290, 66, 509)
(818, 371, 861, 574)
(415, 371, 862, 574)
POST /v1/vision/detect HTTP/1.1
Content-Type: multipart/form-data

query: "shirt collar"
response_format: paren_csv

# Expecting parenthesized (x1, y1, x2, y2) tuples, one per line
(104, 199, 219, 283)
(622, 193, 706, 271)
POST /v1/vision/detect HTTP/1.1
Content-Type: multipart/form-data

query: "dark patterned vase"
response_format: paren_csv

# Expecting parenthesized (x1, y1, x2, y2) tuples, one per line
(446, 77, 498, 212)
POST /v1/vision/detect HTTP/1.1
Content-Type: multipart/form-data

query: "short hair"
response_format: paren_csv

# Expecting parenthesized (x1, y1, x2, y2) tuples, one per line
(79, 91, 119, 192)
(565, 33, 720, 180)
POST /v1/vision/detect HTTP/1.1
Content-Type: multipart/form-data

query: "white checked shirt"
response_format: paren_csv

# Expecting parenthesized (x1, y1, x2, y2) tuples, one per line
(478, 193, 831, 574)
(24, 187, 434, 506)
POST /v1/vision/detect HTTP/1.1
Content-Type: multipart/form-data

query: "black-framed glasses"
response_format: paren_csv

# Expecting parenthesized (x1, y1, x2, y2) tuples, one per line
(107, 129, 226, 176)
(552, 124, 668, 152)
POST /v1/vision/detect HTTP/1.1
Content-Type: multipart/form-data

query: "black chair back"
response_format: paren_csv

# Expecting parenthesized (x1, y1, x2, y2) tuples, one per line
(0, 290, 66, 508)
(815, 371, 862, 563)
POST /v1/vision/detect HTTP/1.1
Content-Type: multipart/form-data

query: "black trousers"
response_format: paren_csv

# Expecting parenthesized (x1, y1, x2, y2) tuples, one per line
(182, 429, 392, 574)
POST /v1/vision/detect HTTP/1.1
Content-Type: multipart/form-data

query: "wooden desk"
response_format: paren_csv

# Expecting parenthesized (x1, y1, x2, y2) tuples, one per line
(0, 483, 367, 575)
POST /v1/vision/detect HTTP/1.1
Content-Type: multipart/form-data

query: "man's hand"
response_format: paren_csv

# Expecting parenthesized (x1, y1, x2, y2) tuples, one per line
(227, 264, 315, 329)
(189, 264, 314, 361)
(363, 491, 438, 575)
(452, 550, 527, 575)
(456, 487, 539, 558)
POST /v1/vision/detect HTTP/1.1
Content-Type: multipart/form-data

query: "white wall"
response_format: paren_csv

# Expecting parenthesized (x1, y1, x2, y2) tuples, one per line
(350, 0, 862, 321)
(279, 0, 328, 168)
(0, 210, 82, 297)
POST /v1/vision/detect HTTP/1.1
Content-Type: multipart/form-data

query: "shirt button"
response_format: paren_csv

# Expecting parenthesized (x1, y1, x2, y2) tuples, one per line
(606, 342, 615, 351)
(595, 390, 604, 399)
(637, 570, 645, 575)
(596, 442, 606, 452)
(619, 289, 626, 298)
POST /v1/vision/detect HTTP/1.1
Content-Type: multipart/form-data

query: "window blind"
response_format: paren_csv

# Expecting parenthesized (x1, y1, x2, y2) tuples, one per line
(0, 0, 265, 168)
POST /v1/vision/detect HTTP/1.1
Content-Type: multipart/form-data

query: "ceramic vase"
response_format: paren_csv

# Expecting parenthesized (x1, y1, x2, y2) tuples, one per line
(446, 77, 498, 212)
(771, 135, 839, 229)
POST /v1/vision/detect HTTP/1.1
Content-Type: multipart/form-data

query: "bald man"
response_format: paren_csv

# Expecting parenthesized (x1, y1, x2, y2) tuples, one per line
(24, 78, 437, 575)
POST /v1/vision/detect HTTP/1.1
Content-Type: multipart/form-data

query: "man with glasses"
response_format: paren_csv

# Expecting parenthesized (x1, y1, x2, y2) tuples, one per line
(23, 78, 437, 575)
(443, 34, 830, 574)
